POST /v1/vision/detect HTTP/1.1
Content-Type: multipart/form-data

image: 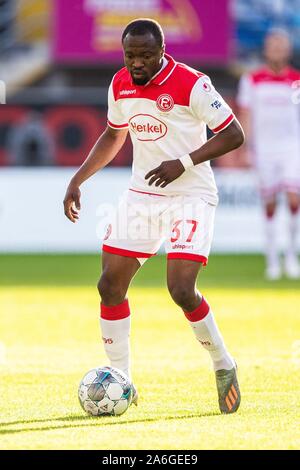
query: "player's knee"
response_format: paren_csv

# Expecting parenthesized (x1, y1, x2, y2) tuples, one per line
(97, 274, 126, 305)
(265, 204, 276, 219)
(288, 201, 299, 215)
(168, 282, 195, 310)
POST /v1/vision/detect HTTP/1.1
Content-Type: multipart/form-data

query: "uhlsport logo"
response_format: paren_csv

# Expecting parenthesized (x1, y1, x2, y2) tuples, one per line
(156, 94, 174, 112)
(129, 114, 167, 141)
(120, 89, 136, 96)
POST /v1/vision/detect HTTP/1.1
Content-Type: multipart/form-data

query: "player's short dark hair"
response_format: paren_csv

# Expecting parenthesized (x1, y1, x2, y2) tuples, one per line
(122, 18, 164, 47)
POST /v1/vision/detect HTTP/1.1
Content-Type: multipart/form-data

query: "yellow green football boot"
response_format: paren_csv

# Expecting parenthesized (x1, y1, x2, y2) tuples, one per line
(215, 365, 241, 414)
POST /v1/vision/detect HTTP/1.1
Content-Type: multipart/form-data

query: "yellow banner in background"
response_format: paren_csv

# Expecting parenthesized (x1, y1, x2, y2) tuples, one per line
(93, 0, 202, 52)
(54, 0, 232, 64)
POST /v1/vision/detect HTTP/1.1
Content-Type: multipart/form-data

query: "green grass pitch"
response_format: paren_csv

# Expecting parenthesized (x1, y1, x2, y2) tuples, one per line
(0, 254, 299, 450)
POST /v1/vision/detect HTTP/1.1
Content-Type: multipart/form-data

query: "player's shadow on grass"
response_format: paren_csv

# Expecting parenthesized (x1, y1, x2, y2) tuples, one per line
(0, 411, 220, 435)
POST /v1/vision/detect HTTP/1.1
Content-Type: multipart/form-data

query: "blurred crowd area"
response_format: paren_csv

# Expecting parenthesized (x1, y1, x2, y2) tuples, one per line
(0, 0, 300, 168)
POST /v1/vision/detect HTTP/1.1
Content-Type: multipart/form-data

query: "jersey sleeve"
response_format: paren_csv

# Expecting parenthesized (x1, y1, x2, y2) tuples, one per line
(107, 79, 128, 129)
(190, 75, 235, 134)
(236, 74, 253, 110)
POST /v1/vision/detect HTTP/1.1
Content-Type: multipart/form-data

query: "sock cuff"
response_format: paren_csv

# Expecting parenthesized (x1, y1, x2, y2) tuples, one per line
(100, 299, 130, 320)
(183, 296, 210, 322)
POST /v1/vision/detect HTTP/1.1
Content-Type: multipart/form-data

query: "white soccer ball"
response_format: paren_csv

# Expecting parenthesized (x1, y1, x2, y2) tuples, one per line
(78, 366, 132, 416)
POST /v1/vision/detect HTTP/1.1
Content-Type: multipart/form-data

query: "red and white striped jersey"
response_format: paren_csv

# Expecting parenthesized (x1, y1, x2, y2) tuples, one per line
(237, 66, 300, 156)
(107, 53, 234, 204)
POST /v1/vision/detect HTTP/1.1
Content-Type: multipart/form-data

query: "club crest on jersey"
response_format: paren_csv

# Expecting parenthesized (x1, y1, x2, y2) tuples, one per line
(156, 94, 174, 112)
(129, 114, 167, 141)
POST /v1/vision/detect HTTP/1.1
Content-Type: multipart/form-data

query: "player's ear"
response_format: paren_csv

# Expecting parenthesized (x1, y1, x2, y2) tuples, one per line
(160, 44, 165, 58)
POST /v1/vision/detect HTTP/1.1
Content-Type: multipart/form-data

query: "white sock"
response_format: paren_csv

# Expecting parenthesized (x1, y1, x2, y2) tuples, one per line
(265, 215, 279, 267)
(100, 299, 131, 380)
(286, 211, 299, 259)
(184, 297, 235, 371)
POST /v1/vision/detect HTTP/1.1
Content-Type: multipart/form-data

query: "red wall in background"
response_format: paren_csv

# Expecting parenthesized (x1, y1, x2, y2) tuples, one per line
(0, 106, 133, 167)
(0, 103, 243, 168)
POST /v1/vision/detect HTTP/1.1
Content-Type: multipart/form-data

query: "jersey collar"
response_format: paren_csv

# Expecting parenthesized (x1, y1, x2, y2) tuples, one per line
(146, 53, 177, 87)
(264, 65, 291, 78)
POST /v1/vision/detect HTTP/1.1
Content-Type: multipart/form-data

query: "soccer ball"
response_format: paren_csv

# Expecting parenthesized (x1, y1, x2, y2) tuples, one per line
(78, 366, 133, 416)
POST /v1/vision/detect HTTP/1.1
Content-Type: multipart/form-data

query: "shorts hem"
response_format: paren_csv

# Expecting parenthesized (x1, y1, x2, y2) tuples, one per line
(129, 188, 167, 197)
(261, 183, 300, 198)
(167, 253, 208, 265)
(102, 244, 156, 259)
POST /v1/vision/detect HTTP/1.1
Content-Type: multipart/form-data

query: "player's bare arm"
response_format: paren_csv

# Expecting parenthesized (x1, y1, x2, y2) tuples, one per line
(145, 119, 244, 187)
(63, 126, 128, 222)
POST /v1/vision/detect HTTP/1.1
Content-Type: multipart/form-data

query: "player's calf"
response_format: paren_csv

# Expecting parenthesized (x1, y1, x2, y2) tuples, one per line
(168, 281, 200, 312)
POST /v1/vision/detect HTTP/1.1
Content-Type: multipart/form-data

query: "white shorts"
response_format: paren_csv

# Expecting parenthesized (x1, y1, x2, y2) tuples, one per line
(256, 151, 300, 200)
(102, 189, 216, 265)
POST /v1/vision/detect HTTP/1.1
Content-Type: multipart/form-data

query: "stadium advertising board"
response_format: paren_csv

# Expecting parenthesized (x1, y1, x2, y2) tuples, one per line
(1, 168, 298, 253)
(0, 106, 132, 167)
(53, 0, 232, 63)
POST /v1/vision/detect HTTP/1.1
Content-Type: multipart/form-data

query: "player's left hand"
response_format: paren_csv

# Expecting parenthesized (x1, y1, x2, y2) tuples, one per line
(145, 160, 185, 187)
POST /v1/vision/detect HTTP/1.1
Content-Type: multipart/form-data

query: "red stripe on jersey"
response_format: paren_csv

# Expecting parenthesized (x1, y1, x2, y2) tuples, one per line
(152, 53, 177, 85)
(129, 188, 167, 197)
(101, 299, 130, 320)
(111, 54, 205, 107)
(167, 253, 208, 265)
(107, 120, 128, 129)
(183, 296, 210, 322)
(250, 67, 300, 84)
(103, 244, 156, 258)
(212, 114, 234, 133)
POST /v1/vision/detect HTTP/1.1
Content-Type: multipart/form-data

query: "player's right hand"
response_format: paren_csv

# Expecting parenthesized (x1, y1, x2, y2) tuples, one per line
(63, 184, 81, 223)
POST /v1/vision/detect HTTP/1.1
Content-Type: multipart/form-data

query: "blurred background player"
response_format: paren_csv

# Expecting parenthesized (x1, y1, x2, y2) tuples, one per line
(237, 30, 300, 280)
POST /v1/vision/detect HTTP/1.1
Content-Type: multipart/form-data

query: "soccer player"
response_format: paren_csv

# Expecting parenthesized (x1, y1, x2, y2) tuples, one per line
(64, 19, 244, 414)
(237, 30, 300, 280)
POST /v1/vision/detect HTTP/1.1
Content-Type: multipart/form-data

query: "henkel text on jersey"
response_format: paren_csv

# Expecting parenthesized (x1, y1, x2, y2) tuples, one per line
(129, 114, 167, 141)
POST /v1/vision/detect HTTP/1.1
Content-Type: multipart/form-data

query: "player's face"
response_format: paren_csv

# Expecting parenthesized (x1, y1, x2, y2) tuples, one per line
(264, 34, 291, 66)
(123, 33, 164, 85)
